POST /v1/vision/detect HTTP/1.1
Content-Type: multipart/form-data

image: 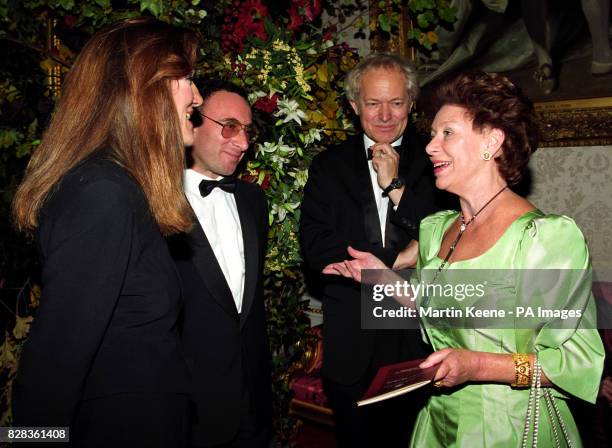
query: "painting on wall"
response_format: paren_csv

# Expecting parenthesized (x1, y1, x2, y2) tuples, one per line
(369, 0, 612, 147)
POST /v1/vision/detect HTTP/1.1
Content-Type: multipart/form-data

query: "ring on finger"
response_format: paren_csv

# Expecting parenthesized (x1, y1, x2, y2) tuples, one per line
(433, 381, 443, 388)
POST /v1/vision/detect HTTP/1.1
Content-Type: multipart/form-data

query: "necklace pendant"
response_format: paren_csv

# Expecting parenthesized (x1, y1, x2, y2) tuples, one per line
(460, 223, 466, 232)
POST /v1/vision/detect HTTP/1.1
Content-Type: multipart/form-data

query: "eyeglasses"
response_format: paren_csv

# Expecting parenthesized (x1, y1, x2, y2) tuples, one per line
(198, 111, 258, 142)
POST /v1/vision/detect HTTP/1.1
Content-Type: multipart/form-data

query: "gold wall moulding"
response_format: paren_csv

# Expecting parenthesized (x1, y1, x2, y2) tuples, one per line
(46, 18, 62, 98)
(369, 0, 415, 61)
(535, 97, 612, 147)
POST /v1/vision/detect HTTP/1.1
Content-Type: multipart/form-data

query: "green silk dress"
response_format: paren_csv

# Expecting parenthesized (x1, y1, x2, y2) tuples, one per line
(409, 209, 605, 448)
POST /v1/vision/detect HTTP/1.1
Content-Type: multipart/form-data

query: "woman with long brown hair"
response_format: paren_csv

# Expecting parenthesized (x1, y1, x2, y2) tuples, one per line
(12, 17, 202, 446)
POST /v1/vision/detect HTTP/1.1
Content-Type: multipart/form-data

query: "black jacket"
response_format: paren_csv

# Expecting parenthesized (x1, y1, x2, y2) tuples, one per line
(300, 128, 438, 385)
(13, 155, 190, 427)
(170, 179, 272, 446)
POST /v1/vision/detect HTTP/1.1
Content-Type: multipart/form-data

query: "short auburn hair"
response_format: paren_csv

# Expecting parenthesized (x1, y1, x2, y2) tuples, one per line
(433, 71, 539, 185)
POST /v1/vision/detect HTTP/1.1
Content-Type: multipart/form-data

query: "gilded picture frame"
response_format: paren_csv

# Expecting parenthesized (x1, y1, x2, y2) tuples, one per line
(368, 1, 612, 147)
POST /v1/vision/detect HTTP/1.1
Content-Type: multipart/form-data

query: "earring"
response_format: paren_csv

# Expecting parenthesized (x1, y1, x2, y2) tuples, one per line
(482, 151, 491, 161)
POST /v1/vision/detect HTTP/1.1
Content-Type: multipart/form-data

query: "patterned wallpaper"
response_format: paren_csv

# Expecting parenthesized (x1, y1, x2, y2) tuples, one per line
(527, 145, 612, 278)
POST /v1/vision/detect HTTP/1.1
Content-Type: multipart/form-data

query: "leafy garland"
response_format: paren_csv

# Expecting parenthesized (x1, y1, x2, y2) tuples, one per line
(201, 2, 363, 439)
(0, 0, 455, 442)
(375, 0, 456, 53)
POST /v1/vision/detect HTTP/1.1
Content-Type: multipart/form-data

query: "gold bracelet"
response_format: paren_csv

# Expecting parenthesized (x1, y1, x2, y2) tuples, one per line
(511, 353, 531, 387)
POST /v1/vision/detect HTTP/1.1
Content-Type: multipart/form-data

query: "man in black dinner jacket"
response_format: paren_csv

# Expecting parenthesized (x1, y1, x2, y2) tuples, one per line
(300, 53, 438, 447)
(171, 80, 271, 448)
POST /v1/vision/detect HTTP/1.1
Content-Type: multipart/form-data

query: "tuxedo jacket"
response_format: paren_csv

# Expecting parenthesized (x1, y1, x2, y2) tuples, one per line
(170, 179, 272, 447)
(300, 128, 439, 385)
(13, 155, 190, 428)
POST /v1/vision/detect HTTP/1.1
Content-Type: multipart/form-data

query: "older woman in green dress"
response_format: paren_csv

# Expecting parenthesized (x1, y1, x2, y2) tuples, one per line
(324, 71, 604, 447)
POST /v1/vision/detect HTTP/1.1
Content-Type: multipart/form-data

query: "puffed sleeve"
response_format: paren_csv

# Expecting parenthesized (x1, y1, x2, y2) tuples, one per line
(416, 210, 458, 268)
(515, 215, 604, 403)
(13, 177, 134, 426)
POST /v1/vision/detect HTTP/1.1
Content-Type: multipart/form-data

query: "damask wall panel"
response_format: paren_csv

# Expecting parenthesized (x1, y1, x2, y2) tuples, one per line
(527, 145, 612, 276)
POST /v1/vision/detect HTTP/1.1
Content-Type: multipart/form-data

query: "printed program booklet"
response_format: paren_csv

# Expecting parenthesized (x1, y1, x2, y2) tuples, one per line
(357, 358, 440, 406)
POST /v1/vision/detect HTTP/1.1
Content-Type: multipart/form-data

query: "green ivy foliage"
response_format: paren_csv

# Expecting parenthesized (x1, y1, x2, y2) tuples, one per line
(0, 0, 455, 443)
(0, 1, 345, 442)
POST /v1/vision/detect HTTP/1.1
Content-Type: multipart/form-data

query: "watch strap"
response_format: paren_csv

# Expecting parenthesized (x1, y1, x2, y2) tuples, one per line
(382, 177, 404, 197)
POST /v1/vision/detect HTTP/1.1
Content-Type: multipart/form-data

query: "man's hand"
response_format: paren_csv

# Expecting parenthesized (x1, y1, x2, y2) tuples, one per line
(371, 143, 399, 189)
(371, 143, 405, 205)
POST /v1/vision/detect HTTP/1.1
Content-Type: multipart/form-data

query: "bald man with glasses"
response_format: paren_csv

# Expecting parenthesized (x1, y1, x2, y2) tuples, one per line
(170, 80, 272, 448)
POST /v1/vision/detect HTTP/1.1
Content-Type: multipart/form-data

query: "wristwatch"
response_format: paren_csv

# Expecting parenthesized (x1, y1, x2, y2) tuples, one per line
(382, 177, 405, 197)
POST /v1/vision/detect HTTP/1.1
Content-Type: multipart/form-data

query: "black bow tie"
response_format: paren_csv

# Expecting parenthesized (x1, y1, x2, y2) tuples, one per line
(199, 178, 237, 197)
(367, 145, 401, 160)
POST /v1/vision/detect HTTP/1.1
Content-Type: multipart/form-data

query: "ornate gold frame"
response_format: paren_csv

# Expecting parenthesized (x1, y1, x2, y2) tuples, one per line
(368, 1, 612, 147)
(369, 1, 414, 60)
(46, 18, 62, 98)
(535, 97, 612, 147)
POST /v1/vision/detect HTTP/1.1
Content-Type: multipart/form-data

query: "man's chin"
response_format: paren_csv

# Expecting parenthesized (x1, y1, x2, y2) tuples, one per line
(221, 165, 239, 177)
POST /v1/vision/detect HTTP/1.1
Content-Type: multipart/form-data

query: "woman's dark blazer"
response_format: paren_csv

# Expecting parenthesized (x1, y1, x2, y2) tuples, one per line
(12, 155, 190, 427)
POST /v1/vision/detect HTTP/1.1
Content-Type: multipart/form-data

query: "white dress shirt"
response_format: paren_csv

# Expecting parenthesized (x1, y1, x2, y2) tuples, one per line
(184, 169, 245, 313)
(363, 134, 403, 247)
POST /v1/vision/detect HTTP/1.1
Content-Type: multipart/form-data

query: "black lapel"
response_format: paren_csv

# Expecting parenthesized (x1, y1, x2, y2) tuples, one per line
(355, 138, 384, 248)
(398, 129, 427, 190)
(385, 136, 410, 248)
(384, 205, 402, 248)
(188, 221, 239, 320)
(385, 129, 430, 246)
(234, 182, 259, 328)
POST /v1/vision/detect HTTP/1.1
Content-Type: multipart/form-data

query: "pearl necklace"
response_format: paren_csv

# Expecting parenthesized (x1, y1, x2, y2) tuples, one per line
(438, 185, 508, 271)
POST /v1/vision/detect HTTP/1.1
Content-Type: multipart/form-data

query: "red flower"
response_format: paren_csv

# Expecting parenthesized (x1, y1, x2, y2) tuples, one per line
(241, 174, 256, 184)
(322, 24, 337, 41)
(304, 0, 322, 22)
(64, 15, 77, 29)
(260, 172, 271, 190)
(313, 0, 322, 15)
(220, 0, 269, 54)
(287, 4, 304, 31)
(242, 170, 270, 190)
(253, 94, 279, 114)
(286, 0, 323, 32)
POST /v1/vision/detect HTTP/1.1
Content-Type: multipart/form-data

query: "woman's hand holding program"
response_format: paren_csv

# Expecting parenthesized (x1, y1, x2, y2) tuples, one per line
(420, 348, 481, 388)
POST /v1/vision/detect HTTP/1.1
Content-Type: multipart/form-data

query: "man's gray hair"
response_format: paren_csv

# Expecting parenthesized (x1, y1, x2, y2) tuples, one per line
(344, 53, 419, 102)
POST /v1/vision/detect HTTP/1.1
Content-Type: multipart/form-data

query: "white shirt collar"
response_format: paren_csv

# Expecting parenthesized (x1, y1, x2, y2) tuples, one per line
(183, 170, 244, 310)
(363, 134, 403, 154)
(184, 168, 225, 196)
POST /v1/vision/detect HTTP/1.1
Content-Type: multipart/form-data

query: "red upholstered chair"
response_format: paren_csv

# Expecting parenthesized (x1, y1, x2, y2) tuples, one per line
(592, 282, 612, 446)
(289, 326, 334, 426)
